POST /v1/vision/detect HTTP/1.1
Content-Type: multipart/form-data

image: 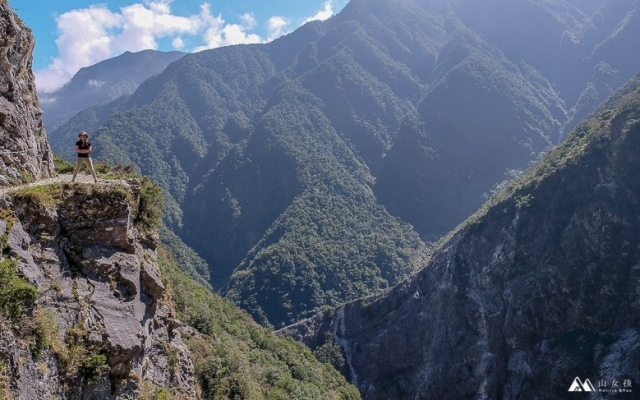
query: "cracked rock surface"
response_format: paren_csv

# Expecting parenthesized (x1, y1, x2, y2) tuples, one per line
(0, 1, 53, 186)
(0, 180, 196, 399)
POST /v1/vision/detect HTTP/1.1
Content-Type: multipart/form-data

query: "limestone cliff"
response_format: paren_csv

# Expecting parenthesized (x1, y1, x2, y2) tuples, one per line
(0, 179, 197, 399)
(280, 75, 640, 398)
(0, 0, 53, 186)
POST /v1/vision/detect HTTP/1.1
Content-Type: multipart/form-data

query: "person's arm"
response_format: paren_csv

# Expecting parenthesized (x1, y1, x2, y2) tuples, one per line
(76, 145, 92, 154)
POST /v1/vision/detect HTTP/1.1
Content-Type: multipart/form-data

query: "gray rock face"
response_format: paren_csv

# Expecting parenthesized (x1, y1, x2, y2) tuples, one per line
(0, 180, 196, 399)
(280, 79, 640, 398)
(0, 2, 53, 186)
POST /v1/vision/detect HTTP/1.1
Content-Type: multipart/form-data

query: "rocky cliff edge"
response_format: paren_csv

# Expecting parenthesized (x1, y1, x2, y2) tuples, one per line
(0, 179, 197, 399)
(0, 0, 53, 186)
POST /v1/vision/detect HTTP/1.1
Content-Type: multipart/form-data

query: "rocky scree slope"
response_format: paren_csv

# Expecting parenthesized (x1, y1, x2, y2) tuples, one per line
(0, 0, 53, 186)
(280, 74, 640, 399)
(0, 179, 197, 399)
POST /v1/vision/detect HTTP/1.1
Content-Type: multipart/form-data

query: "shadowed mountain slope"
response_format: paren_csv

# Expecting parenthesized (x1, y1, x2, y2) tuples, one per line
(280, 72, 640, 399)
(55, 0, 640, 327)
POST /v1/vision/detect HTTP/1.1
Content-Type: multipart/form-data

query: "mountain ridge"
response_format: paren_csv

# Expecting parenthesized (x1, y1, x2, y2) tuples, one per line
(55, 0, 640, 327)
(44, 49, 186, 152)
(1, 3, 361, 398)
(280, 71, 640, 399)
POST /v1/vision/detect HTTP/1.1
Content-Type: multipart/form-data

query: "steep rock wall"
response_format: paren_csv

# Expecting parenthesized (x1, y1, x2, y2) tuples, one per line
(0, 179, 196, 399)
(0, 1, 53, 186)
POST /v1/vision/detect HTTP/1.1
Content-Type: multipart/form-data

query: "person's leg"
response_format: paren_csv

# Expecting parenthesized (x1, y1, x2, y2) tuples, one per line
(72, 158, 81, 182)
(87, 158, 98, 183)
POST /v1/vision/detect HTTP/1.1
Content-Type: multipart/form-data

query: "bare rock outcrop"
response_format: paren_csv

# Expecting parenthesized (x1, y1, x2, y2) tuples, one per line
(0, 0, 53, 186)
(0, 180, 197, 399)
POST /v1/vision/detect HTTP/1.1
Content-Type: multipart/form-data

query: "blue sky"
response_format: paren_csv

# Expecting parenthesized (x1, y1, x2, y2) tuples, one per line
(11, 0, 348, 92)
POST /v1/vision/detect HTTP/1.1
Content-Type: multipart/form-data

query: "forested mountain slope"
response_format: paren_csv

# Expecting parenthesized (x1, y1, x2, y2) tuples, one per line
(281, 72, 640, 399)
(42, 49, 185, 139)
(57, 0, 640, 327)
(1, 3, 359, 395)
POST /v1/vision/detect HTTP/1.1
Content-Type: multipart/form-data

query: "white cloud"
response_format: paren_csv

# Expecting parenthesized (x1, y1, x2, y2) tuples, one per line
(87, 79, 104, 87)
(35, 5, 120, 93)
(222, 24, 262, 45)
(264, 1, 338, 43)
(172, 36, 185, 49)
(35, 1, 265, 92)
(240, 13, 257, 30)
(302, 1, 335, 25)
(266, 16, 290, 42)
(193, 4, 261, 52)
(34, 1, 342, 93)
(113, 2, 201, 55)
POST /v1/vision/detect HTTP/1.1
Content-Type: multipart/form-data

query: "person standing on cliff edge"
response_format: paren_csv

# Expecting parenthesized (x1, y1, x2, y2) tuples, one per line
(72, 131, 98, 183)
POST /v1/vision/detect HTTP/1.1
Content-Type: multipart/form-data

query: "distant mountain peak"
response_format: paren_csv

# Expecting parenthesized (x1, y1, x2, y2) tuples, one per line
(49, 0, 640, 330)
(41, 49, 186, 133)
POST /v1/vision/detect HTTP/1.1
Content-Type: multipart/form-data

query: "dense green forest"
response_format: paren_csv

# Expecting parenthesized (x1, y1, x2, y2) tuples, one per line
(51, 0, 640, 327)
(159, 247, 361, 399)
(280, 70, 640, 400)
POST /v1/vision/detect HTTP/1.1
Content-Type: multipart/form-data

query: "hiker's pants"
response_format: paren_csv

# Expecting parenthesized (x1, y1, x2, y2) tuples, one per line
(72, 157, 97, 181)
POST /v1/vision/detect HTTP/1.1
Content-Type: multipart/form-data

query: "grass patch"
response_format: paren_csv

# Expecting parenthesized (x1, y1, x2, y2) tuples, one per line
(140, 382, 176, 400)
(93, 161, 135, 180)
(0, 259, 37, 321)
(30, 308, 110, 384)
(20, 170, 34, 184)
(12, 183, 64, 210)
(92, 183, 135, 206)
(31, 309, 66, 360)
(58, 324, 108, 382)
(0, 358, 12, 400)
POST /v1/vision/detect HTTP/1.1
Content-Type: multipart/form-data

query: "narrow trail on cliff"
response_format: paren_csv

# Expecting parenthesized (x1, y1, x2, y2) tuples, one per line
(0, 174, 129, 197)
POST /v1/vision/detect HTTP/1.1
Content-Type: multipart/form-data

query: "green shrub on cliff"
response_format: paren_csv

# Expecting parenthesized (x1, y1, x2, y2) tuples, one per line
(0, 208, 14, 251)
(0, 259, 37, 320)
(158, 248, 360, 400)
(53, 155, 74, 174)
(135, 176, 164, 233)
